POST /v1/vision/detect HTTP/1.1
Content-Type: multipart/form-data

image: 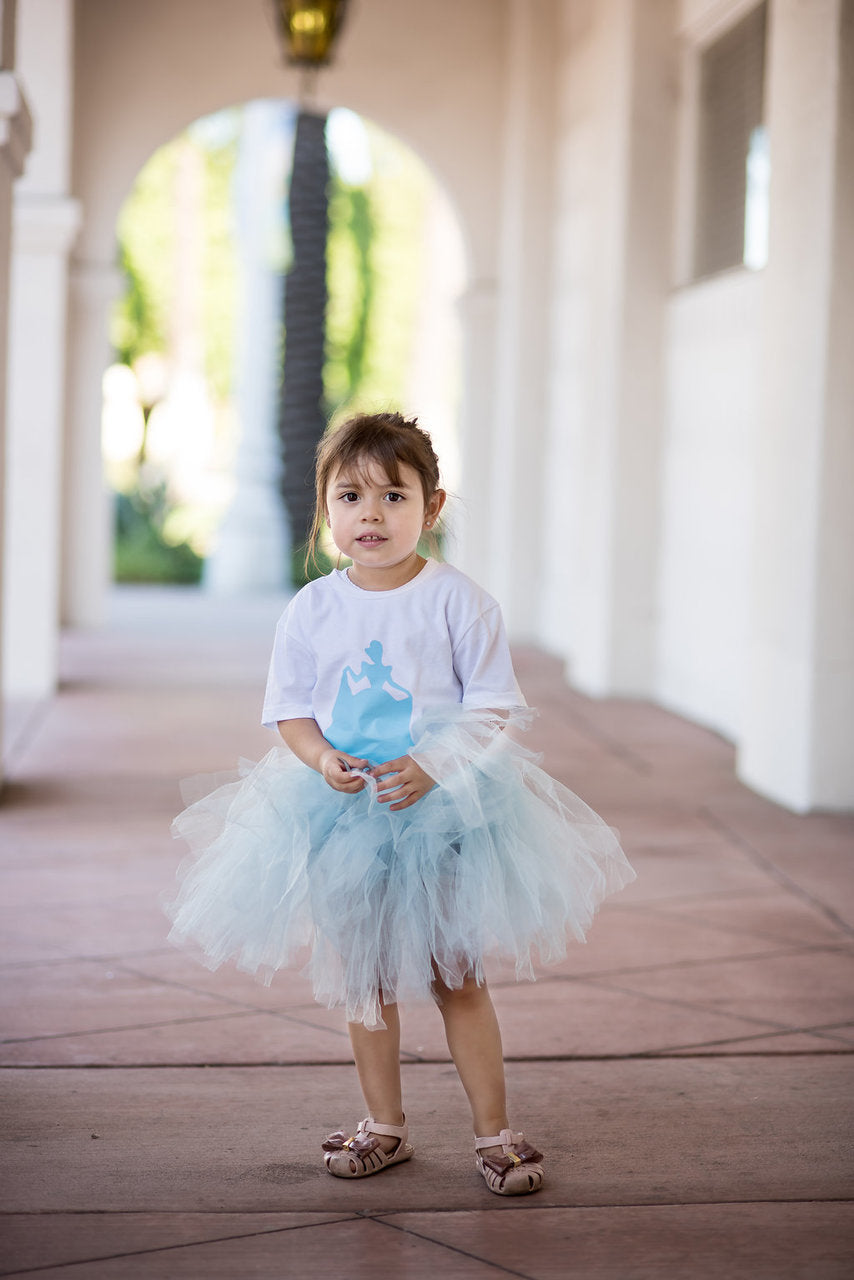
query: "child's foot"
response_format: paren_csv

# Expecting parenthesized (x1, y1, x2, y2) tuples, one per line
(475, 1128, 544, 1195)
(322, 1116, 414, 1178)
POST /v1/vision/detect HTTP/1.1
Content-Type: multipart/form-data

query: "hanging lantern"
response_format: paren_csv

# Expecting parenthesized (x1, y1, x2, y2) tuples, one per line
(275, 1, 348, 67)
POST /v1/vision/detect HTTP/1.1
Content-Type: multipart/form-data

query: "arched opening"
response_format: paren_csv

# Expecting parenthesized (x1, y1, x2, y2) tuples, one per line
(102, 100, 466, 595)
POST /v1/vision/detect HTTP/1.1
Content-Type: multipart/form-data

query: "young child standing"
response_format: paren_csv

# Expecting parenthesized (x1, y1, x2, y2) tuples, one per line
(168, 411, 634, 1196)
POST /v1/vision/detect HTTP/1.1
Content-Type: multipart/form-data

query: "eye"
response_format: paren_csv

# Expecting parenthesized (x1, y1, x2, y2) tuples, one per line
(339, 491, 359, 503)
(384, 491, 404, 503)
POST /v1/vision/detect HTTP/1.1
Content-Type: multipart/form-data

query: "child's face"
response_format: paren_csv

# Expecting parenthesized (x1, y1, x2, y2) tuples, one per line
(325, 459, 444, 589)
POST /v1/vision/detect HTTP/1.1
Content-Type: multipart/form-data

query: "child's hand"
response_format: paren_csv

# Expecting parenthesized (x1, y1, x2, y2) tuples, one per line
(371, 756, 436, 811)
(319, 748, 370, 794)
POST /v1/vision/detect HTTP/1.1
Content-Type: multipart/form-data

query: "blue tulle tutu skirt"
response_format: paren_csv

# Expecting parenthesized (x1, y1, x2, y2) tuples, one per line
(166, 708, 635, 1028)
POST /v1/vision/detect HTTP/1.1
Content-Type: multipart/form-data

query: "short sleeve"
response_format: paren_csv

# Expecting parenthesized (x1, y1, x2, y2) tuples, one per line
(452, 604, 526, 710)
(261, 612, 317, 729)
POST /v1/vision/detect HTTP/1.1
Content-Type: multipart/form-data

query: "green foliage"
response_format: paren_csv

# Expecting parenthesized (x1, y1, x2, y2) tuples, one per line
(114, 486, 203, 585)
(112, 121, 238, 397)
(111, 145, 176, 366)
(110, 113, 240, 582)
(324, 120, 431, 418)
(111, 242, 162, 368)
(325, 180, 374, 408)
(292, 540, 337, 589)
(196, 128, 240, 401)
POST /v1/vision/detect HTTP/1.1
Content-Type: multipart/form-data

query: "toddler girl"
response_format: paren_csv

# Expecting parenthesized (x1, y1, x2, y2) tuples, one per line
(168, 411, 634, 1195)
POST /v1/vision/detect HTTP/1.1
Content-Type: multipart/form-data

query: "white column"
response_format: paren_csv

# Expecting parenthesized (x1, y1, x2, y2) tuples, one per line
(3, 198, 80, 696)
(543, 0, 675, 694)
(3, 0, 79, 697)
(0, 0, 33, 776)
(204, 100, 293, 594)
(452, 280, 498, 579)
(739, 0, 854, 811)
(62, 260, 121, 627)
(484, 0, 557, 635)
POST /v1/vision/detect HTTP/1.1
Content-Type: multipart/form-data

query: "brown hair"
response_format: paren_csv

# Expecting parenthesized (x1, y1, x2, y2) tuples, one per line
(306, 412, 442, 571)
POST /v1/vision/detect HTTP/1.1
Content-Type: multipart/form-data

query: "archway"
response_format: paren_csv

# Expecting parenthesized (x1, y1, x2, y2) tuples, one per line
(62, 0, 505, 631)
(103, 100, 466, 594)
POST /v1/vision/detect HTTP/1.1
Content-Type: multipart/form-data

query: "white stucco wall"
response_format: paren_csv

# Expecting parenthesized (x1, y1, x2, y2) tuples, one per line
(0, 0, 32, 777)
(657, 269, 761, 739)
(541, 0, 675, 696)
(739, 0, 854, 810)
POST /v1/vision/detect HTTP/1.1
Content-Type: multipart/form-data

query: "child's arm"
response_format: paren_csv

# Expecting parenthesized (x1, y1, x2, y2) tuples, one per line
(278, 718, 369, 795)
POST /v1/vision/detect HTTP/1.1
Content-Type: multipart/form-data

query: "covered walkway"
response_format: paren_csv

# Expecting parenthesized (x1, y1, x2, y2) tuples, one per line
(1, 588, 852, 1278)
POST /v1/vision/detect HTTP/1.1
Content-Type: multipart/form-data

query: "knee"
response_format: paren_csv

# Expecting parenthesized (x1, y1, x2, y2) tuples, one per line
(432, 973, 487, 1014)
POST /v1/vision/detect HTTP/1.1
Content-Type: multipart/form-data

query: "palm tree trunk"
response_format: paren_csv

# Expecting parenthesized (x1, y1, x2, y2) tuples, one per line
(278, 110, 329, 558)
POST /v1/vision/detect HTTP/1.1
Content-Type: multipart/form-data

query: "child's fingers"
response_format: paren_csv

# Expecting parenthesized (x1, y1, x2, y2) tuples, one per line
(338, 754, 369, 771)
(378, 779, 430, 807)
(370, 756, 406, 780)
(370, 757, 434, 807)
(321, 753, 368, 793)
(330, 775, 364, 794)
(387, 786, 431, 811)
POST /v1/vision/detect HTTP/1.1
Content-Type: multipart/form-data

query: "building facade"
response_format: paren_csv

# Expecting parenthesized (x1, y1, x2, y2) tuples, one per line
(2, 0, 852, 812)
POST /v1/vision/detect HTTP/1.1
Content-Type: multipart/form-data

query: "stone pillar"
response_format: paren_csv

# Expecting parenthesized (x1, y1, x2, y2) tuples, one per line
(204, 100, 293, 594)
(452, 280, 498, 579)
(543, 0, 675, 694)
(3, 0, 79, 698)
(483, 0, 557, 635)
(0, 0, 33, 777)
(739, 0, 854, 811)
(62, 260, 121, 627)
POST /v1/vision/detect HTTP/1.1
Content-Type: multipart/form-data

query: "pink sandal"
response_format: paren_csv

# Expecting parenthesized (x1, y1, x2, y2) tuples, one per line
(322, 1116, 414, 1178)
(475, 1128, 544, 1195)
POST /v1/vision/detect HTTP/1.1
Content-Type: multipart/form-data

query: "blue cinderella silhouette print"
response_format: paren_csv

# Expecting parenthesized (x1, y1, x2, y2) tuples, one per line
(326, 640, 414, 763)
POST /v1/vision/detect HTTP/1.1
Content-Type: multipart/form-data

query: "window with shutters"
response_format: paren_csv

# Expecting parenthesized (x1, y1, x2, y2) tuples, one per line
(694, 3, 769, 278)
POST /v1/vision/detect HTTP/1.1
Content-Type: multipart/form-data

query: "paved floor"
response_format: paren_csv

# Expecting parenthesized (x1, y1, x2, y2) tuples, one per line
(1, 586, 853, 1278)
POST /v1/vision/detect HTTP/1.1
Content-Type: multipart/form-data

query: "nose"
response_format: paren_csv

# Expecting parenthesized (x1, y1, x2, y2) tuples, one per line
(361, 498, 382, 521)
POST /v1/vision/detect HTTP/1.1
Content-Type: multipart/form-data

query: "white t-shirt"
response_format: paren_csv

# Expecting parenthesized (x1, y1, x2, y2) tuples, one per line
(262, 559, 525, 763)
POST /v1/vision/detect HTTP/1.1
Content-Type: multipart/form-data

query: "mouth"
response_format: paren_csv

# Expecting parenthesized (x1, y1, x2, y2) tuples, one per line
(356, 535, 387, 546)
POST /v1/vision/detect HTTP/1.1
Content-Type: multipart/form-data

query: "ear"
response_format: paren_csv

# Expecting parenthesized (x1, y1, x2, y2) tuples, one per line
(424, 488, 447, 528)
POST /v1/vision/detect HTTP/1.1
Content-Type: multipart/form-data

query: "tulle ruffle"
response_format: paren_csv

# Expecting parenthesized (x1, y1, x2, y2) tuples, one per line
(165, 707, 635, 1028)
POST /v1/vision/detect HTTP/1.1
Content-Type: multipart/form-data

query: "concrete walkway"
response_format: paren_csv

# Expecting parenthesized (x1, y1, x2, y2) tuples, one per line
(1, 587, 852, 1279)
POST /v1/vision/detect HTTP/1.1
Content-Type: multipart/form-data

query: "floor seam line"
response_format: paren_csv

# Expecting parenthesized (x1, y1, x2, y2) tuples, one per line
(2, 1197, 853, 1221)
(2, 1048, 852, 1069)
(366, 1214, 536, 1279)
(576, 975, 830, 1036)
(0, 1009, 271, 1047)
(0, 1214, 362, 1278)
(699, 806, 854, 937)
(489, 940, 850, 988)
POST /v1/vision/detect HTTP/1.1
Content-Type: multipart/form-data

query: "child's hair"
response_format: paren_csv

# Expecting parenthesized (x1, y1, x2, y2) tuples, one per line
(306, 411, 442, 571)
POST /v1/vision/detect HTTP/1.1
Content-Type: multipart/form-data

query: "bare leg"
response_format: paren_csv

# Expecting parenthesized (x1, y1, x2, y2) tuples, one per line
(433, 970, 544, 1195)
(347, 999, 404, 1153)
(432, 972, 508, 1140)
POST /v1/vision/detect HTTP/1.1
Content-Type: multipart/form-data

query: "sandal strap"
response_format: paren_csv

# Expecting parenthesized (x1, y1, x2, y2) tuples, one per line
(361, 1116, 408, 1140)
(322, 1116, 408, 1156)
(474, 1127, 522, 1152)
(475, 1127, 543, 1176)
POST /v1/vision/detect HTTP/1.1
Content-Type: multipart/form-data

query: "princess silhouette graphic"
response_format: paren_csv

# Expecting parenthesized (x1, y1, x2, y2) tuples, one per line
(325, 640, 414, 764)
